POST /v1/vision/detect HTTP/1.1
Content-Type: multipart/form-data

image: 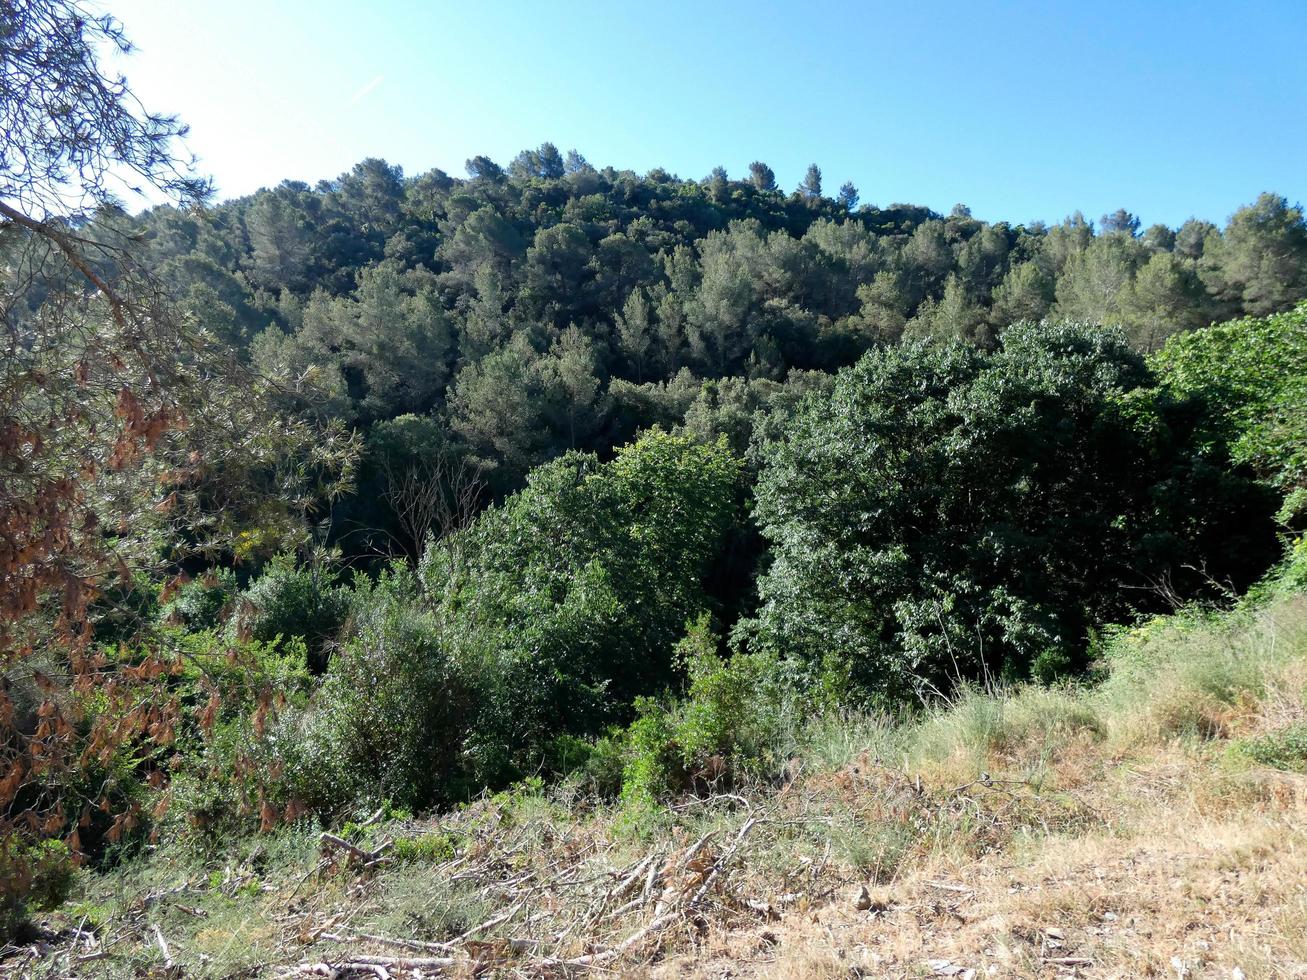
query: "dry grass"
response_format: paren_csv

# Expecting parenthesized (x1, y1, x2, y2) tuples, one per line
(675, 761, 1307, 980)
(8, 591, 1307, 978)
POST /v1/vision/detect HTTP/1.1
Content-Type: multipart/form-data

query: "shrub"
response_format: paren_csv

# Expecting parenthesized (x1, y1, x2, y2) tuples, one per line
(908, 684, 1102, 771)
(747, 321, 1279, 704)
(230, 554, 351, 671)
(202, 433, 743, 818)
(1094, 586, 1307, 746)
(420, 429, 744, 787)
(165, 633, 312, 845)
(617, 615, 794, 814)
(617, 700, 681, 818)
(0, 837, 75, 939)
(390, 831, 458, 863)
(673, 614, 790, 773)
(1237, 723, 1307, 772)
(160, 568, 238, 631)
(276, 565, 473, 816)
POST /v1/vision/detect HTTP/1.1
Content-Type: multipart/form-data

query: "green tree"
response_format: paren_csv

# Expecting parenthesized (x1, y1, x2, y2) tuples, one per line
(798, 163, 823, 201)
(748, 161, 777, 192)
(706, 165, 730, 203)
(460, 264, 512, 360)
(615, 287, 655, 381)
(439, 204, 525, 288)
(244, 189, 312, 291)
(748, 323, 1277, 702)
(510, 142, 566, 180)
(990, 260, 1054, 327)
(904, 273, 986, 343)
(1141, 223, 1176, 251)
(1121, 251, 1208, 350)
(1174, 219, 1217, 260)
(1100, 208, 1141, 236)
(1053, 233, 1145, 325)
(686, 223, 764, 376)
(848, 270, 910, 344)
(448, 343, 551, 479)
(523, 222, 595, 323)
(540, 325, 603, 449)
(900, 219, 954, 305)
(286, 262, 452, 421)
(1200, 193, 1307, 316)
(564, 148, 590, 174)
(464, 155, 504, 180)
(1043, 211, 1094, 275)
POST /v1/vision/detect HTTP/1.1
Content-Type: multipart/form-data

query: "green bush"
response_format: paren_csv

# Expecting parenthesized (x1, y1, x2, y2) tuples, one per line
(172, 630, 312, 717)
(165, 633, 312, 845)
(277, 565, 472, 816)
(160, 568, 238, 631)
(390, 831, 458, 863)
(203, 432, 746, 818)
(1237, 723, 1307, 772)
(747, 321, 1279, 704)
(617, 699, 682, 817)
(571, 730, 630, 798)
(1092, 581, 1307, 746)
(230, 554, 352, 671)
(420, 429, 744, 788)
(909, 684, 1102, 769)
(617, 615, 794, 814)
(672, 614, 789, 772)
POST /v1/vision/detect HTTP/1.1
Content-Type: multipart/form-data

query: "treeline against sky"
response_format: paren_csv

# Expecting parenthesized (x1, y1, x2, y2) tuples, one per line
(111, 145, 1307, 514)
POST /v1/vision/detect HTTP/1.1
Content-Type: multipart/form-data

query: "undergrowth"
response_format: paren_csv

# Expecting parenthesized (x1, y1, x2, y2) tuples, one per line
(7, 545, 1305, 977)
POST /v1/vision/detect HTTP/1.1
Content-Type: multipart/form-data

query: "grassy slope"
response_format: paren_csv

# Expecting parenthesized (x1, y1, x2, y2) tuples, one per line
(13, 571, 1307, 979)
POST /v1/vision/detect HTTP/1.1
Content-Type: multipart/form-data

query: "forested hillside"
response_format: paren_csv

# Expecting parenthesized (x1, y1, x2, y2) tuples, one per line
(3, 2, 1307, 975)
(124, 151, 1307, 505)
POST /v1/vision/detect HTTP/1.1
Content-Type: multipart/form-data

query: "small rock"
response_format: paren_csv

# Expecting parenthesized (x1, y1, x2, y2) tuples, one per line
(926, 961, 974, 978)
(853, 884, 872, 910)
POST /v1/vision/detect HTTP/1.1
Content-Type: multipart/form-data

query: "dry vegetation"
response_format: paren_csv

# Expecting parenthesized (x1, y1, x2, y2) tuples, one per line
(7, 590, 1306, 980)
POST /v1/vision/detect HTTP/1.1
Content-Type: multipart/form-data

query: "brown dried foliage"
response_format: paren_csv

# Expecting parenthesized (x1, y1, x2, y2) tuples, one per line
(0, 1, 355, 907)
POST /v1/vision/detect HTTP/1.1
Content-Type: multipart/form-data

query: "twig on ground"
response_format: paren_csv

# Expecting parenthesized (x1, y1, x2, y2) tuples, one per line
(151, 923, 175, 971)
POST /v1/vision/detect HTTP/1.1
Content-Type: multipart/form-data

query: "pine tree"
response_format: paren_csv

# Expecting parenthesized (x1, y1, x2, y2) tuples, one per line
(748, 161, 777, 192)
(798, 163, 822, 200)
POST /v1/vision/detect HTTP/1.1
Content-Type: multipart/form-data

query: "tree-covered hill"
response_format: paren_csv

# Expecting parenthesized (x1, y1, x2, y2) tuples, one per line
(123, 151, 1307, 508)
(3, 2, 1307, 964)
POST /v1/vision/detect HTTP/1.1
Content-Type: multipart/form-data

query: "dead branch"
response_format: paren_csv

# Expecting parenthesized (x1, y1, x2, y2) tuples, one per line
(537, 813, 767, 970)
(320, 832, 391, 867)
(150, 923, 174, 971)
(379, 451, 486, 561)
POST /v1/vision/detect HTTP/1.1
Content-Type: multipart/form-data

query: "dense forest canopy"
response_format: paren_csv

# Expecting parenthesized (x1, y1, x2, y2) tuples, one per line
(123, 149, 1307, 514)
(2, 0, 1307, 938)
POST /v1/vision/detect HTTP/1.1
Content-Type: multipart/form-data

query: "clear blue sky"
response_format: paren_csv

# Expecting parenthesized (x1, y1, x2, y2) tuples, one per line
(110, 0, 1305, 228)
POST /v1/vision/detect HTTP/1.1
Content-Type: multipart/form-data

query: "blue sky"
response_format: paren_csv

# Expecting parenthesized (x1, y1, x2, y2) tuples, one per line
(111, 0, 1305, 228)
